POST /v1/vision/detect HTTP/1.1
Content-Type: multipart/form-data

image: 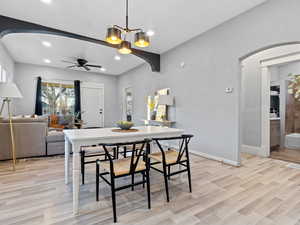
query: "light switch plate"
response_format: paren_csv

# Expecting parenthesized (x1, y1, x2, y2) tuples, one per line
(225, 87, 233, 93)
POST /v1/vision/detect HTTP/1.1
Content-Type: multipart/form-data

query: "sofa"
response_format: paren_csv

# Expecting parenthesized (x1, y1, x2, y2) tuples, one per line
(46, 130, 65, 155)
(0, 117, 65, 160)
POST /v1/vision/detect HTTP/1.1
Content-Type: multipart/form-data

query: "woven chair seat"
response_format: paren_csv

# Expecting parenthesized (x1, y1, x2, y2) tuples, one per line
(149, 149, 186, 165)
(101, 157, 146, 176)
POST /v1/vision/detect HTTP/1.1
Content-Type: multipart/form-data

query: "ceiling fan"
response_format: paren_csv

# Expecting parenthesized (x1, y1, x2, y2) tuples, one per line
(62, 58, 102, 71)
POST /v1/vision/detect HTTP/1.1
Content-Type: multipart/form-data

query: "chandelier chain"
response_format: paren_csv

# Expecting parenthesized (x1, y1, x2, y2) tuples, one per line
(126, 0, 129, 30)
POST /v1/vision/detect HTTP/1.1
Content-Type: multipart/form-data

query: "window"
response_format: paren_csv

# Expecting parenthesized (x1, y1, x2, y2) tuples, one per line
(41, 82, 75, 115)
(1, 69, 7, 83)
(0, 65, 7, 83)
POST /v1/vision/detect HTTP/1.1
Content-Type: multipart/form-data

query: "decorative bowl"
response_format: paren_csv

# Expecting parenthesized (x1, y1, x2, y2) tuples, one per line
(116, 121, 134, 130)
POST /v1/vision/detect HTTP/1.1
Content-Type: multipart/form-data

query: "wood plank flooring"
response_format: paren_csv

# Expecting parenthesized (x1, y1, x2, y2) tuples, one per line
(271, 148, 300, 164)
(1, 154, 300, 225)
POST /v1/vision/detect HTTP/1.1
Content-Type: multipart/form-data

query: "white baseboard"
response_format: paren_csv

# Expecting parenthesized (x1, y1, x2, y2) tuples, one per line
(241, 145, 268, 157)
(189, 149, 240, 167)
(241, 145, 261, 155)
(162, 143, 240, 167)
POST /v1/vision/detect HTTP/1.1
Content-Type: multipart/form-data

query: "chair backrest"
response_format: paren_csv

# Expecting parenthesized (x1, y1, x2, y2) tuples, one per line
(153, 134, 194, 164)
(101, 138, 151, 175)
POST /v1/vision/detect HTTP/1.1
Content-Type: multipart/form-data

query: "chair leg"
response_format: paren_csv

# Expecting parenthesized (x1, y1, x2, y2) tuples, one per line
(142, 171, 145, 189)
(131, 174, 135, 191)
(146, 169, 151, 209)
(113, 147, 118, 160)
(187, 160, 192, 193)
(81, 151, 85, 185)
(96, 162, 100, 201)
(111, 177, 117, 223)
(124, 146, 127, 158)
(162, 163, 170, 202)
(168, 165, 171, 180)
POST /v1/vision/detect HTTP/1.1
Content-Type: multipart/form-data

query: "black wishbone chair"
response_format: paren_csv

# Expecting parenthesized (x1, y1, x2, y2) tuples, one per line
(96, 139, 151, 223)
(149, 134, 194, 202)
(80, 145, 118, 185)
(119, 143, 144, 158)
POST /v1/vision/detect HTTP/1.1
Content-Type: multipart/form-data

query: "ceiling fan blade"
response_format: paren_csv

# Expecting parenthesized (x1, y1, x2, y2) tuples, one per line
(66, 65, 77, 69)
(83, 65, 91, 71)
(86, 64, 102, 68)
(62, 60, 76, 64)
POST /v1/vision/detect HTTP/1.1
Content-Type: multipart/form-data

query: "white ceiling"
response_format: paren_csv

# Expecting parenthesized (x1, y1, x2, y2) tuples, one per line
(2, 34, 144, 75)
(0, 0, 267, 75)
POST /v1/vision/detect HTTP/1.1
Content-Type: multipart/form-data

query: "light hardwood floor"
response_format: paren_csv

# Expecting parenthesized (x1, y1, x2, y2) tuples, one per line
(271, 148, 300, 164)
(1, 154, 300, 225)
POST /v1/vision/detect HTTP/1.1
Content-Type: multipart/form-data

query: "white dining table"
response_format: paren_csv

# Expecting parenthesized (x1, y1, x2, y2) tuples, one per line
(64, 126, 184, 214)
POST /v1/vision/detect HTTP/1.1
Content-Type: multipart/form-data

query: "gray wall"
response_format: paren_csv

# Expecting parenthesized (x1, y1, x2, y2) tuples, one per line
(0, 41, 15, 116)
(279, 61, 300, 78)
(0, 42, 14, 81)
(118, 0, 300, 164)
(14, 63, 119, 127)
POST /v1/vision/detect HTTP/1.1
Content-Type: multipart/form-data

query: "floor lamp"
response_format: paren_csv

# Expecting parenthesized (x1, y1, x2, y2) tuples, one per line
(0, 82, 23, 170)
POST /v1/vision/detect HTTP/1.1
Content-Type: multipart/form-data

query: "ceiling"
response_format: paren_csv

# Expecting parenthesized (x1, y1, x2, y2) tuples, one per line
(0, 0, 267, 75)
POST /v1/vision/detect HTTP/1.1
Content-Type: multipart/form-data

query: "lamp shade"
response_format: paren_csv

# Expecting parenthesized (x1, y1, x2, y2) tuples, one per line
(158, 95, 174, 106)
(0, 82, 23, 98)
(134, 32, 150, 47)
(106, 27, 122, 45)
(118, 41, 132, 54)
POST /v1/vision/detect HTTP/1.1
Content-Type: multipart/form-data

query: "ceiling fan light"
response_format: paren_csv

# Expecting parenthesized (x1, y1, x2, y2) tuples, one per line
(118, 41, 132, 54)
(134, 32, 150, 47)
(106, 27, 122, 45)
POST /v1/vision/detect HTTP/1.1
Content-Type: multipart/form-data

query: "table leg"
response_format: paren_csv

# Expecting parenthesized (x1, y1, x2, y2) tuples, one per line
(65, 137, 71, 184)
(73, 143, 81, 215)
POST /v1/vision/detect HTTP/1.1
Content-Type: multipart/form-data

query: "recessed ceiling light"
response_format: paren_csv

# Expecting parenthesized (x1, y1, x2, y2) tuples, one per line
(44, 59, 51, 64)
(100, 68, 106, 72)
(40, 0, 52, 4)
(114, 55, 121, 61)
(146, 30, 155, 37)
(42, 41, 52, 47)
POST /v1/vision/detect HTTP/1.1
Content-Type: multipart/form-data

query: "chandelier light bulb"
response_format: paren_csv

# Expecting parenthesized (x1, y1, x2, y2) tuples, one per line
(106, 27, 122, 45)
(118, 41, 132, 54)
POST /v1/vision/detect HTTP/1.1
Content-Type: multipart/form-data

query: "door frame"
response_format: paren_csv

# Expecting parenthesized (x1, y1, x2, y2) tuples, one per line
(80, 82, 105, 127)
(258, 52, 300, 157)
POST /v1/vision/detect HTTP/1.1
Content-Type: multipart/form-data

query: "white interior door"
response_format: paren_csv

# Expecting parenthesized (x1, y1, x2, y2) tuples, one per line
(81, 83, 104, 128)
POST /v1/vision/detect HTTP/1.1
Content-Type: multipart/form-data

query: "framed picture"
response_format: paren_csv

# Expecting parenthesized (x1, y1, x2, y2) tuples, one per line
(154, 88, 170, 121)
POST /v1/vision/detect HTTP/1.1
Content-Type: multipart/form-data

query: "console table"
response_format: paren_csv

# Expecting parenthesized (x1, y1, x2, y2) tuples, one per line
(142, 119, 176, 127)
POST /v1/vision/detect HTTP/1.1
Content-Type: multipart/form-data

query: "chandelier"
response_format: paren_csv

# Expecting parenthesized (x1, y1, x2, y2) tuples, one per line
(105, 0, 150, 54)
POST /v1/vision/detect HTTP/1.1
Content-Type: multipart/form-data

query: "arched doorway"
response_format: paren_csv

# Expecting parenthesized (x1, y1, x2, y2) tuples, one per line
(239, 42, 300, 163)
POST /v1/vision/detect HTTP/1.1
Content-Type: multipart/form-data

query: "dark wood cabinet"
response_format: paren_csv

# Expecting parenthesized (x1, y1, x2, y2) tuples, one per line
(270, 119, 280, 150)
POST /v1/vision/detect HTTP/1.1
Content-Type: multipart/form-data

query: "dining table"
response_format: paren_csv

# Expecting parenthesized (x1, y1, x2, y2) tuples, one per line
(64, 126, 184, 214)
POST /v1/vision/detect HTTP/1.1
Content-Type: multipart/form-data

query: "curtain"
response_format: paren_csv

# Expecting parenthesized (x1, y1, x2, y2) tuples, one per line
(34, 76, 43, 115)
(74, 80, 81, 119)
